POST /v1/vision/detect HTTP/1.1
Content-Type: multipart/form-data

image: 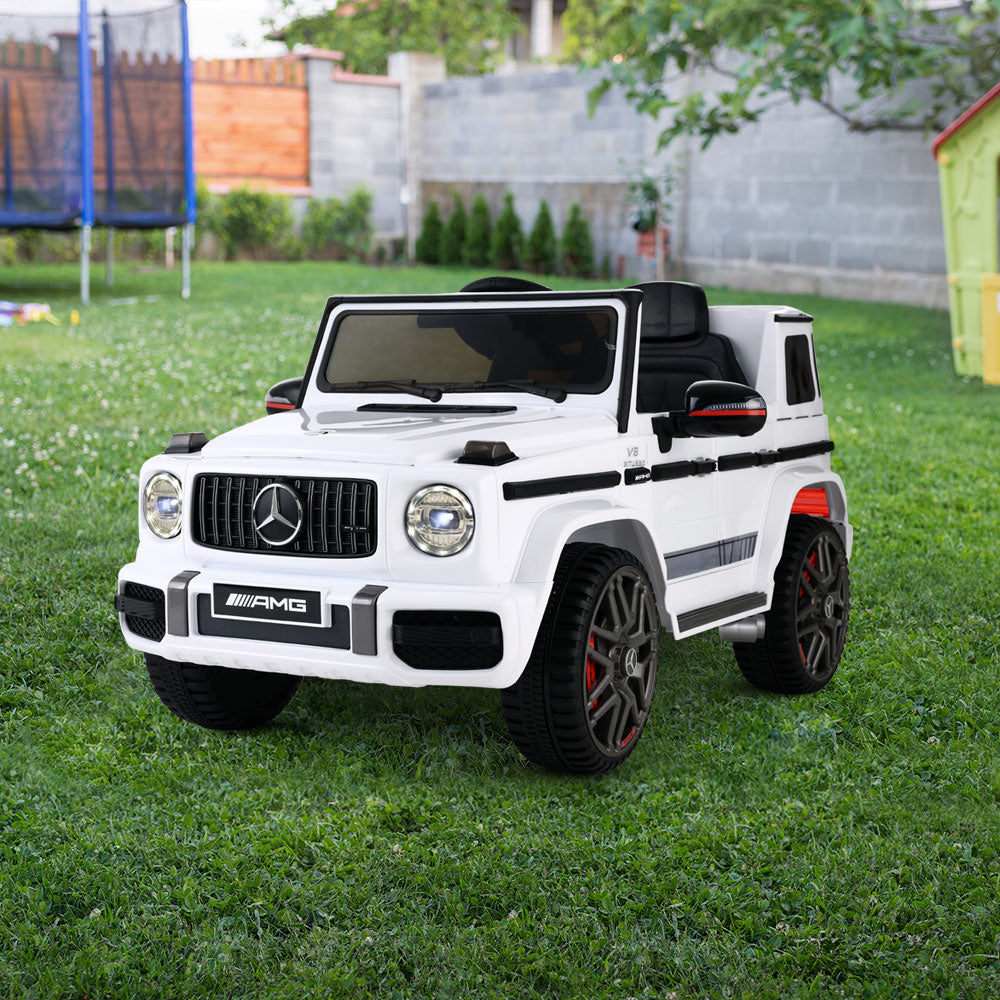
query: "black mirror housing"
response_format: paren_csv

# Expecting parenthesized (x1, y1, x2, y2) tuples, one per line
(679, 380, 767, 438)
(265, 376, 304, 415)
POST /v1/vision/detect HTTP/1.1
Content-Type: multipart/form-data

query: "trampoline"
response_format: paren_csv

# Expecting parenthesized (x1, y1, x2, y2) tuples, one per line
(0, 0, 195, 301)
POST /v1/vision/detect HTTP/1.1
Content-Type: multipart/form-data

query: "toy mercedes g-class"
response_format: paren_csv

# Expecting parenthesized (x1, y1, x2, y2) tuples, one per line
(117, 277, 852, 774)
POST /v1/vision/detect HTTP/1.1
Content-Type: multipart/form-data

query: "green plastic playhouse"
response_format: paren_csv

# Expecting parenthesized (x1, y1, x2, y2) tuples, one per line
(935, 82, 1000, 385)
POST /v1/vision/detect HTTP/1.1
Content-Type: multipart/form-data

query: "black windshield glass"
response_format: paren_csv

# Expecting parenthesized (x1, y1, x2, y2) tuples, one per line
(319, 308, 616, 394)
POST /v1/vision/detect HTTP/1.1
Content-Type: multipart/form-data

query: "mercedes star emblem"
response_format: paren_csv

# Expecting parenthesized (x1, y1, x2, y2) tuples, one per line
(252, 483, 303, 547)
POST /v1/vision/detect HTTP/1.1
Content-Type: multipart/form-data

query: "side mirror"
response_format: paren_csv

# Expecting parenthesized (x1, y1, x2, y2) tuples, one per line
(265, 376, 303, 415)
(678, 380, 767, 438)
(651, 380, 766, 452)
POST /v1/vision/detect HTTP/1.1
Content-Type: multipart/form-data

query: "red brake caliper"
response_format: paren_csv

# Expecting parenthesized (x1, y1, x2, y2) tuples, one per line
(586, 634, 598, 709)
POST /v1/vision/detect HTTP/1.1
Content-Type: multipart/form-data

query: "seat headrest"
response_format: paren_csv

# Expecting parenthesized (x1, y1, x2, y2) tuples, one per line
(461, 276, 552, 293)
(631, 281, 709, 340)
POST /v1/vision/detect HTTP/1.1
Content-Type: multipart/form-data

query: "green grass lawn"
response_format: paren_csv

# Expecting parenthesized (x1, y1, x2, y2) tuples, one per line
(2, 261, 999, 999)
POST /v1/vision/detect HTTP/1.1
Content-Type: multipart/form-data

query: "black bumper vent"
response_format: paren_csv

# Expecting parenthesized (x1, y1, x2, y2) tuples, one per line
(193, 474, 376, 558)
(117, 582, 166, 642)
(392, 611, 503, 670)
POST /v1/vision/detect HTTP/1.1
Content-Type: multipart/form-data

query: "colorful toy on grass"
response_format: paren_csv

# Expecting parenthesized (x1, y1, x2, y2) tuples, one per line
(0, 300, 58, 326)
(117, 278, 852, 774)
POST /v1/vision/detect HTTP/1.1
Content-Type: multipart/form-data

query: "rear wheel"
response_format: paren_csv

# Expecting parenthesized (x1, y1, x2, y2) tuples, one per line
(734, 516, 849, 694)
(502, 544, 659, 774)
(145, 654, 301, 730)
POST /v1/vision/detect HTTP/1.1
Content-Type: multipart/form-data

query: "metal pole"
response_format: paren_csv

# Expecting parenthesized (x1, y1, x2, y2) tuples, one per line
(181, 222, 192, 299)
(106, 226, 113, 287)
(81, 223, 92, 304)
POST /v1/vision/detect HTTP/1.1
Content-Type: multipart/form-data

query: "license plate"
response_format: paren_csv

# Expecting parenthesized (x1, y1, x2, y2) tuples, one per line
(212, 584, 322, 626)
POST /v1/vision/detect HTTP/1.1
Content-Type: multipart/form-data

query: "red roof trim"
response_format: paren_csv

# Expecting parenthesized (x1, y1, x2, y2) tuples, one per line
(932, 81, 1000, 158)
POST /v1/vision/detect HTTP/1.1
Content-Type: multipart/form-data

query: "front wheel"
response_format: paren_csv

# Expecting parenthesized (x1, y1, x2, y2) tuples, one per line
(145, 654, 301, 730)
(502, 544, 659, 774)
(734, 515, 850, 694)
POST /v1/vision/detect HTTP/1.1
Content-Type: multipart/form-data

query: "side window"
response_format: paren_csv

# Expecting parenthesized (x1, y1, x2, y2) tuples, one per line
(785, 335, 817, 405)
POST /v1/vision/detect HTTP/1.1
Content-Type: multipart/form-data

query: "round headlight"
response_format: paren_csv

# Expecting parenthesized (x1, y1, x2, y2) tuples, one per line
(405, 485, 474, 556)
(143, 472, 183, 539)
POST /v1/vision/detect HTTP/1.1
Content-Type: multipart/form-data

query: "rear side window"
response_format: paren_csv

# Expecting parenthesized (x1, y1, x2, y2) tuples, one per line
(785, 335, 817, 405)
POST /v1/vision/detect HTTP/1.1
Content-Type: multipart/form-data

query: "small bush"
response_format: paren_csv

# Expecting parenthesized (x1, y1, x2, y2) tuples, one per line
(209, 186, 294, 260)
(490, 192, 523, 270)
(561, 203, 595, 278)
(599, 252, 612, 280)
(415, 201, 443, 264)
(525, 200, 558, 274)
(440, 192, 467, 265)
(301, 186, 374, 261)
(463, 193, 492, 266)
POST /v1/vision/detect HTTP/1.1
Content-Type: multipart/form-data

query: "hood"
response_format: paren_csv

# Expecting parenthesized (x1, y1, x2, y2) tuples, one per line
(200, 404, 616, 466)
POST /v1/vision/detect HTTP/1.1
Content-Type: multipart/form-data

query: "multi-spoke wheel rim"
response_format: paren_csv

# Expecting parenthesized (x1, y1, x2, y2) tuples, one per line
(584, 567, 658, 756)
(796, 533, 849, 680)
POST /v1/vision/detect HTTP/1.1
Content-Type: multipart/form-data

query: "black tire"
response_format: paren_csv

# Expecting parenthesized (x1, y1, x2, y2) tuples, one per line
(145, 654, 301, 731)
(734, 515, 850, 694)
(502, 544, 659, 774)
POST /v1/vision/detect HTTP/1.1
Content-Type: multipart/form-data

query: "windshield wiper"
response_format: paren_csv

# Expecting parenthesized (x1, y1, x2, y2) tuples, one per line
(442, 379, 567, 402)
(327, 380, 443, 401)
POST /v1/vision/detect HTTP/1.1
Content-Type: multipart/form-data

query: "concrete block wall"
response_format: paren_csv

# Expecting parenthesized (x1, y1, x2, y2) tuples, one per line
(306, 58, 404, 236)
(415, 64, 949, 306)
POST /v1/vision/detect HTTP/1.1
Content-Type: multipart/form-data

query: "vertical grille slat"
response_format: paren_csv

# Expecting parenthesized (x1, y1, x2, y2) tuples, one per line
(194, 473, 376, 558)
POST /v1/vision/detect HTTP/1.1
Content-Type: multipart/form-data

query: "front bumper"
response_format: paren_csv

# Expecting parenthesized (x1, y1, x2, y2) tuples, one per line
(117, 560, 545, 689)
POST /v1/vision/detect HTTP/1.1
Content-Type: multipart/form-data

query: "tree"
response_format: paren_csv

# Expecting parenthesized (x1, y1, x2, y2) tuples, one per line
(561, 203, 594, 278)
(464, 193, 492, 266)
(272, 0, 520, 77)
(440, 192, 467, 265)
(490, 193, 524, 270)
(415, 200, 443, 264)
(562, 0, 1000, 149)
(525, 200, 558, 274)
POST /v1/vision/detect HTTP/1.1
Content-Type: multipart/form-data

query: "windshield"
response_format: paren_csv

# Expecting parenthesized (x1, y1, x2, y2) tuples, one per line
(318, 307, 617, 395)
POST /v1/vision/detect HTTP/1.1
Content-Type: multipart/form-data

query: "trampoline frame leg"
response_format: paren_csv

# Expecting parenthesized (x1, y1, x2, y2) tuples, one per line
(182, 222, 192, 299)
(80, 224, 92, 305)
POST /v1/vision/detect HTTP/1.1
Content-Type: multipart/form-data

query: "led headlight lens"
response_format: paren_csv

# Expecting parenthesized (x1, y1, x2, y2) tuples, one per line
(143, 472, 183, 539)
(405, 485, 474, 556)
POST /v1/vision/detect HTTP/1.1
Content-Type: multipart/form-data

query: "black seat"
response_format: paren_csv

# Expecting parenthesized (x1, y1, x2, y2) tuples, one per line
(632, 281, 749, 413)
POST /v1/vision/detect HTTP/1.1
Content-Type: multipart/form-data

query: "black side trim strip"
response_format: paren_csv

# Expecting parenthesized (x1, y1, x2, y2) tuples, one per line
(774, 312, 814, 324)
(503, 471, 621, 501)
(167, 570, 200, 637)
(677, 592, 767, 633)
(652, 440, 833, 482)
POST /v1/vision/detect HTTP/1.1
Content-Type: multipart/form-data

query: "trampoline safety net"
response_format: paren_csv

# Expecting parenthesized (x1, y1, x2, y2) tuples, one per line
(0, 1, 192, 231)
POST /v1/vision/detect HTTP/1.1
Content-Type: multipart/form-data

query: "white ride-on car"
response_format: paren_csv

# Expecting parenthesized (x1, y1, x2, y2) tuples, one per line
(117, 277, 852, 774)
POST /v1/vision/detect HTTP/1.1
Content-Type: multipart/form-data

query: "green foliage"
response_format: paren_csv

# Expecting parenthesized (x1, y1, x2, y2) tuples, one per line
(561, 203, 595, 278)
(599, 251, 612, 280)
(301, 187, 374, 261)
(525, 199, 558, 274)
(414, 200, 444, 264)
(274, 0, 520, 76)
(463, 193, 492, 266)
(440, 192, 467, 266)
(3, 259, 1000, 998)
(207, 186, 294, 260)
(489, 192, 523, 270)
(565, 0, 1000, 148)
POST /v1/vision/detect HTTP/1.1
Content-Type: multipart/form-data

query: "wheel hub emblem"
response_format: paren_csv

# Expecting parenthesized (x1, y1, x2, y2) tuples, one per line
(624, 647, 639, 677)
(822, 595, 836, 619)
(252, 483, 303, 547)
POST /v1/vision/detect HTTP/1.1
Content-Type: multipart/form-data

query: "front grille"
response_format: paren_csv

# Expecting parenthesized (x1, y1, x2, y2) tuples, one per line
(392, 611, 503, 670)
(193, 474, 377, 557)
(121, 582, 166, 642)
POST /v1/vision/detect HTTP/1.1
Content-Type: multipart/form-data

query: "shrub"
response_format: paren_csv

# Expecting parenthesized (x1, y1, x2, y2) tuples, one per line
(599, 252, 612, 280)
(463, 193, 492, 266)
(208, 186, 294, 260)
(490, 192, 523, 270)
(440, 192, 467, 265)
(301, 186, 374, 261)
(561, 203, 594, 278)
(415, 200, 443, 264)
(525, 199, 558, 274)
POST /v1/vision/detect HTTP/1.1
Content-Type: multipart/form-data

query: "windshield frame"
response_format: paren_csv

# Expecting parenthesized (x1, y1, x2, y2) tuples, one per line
(316, 304, 620, 397)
